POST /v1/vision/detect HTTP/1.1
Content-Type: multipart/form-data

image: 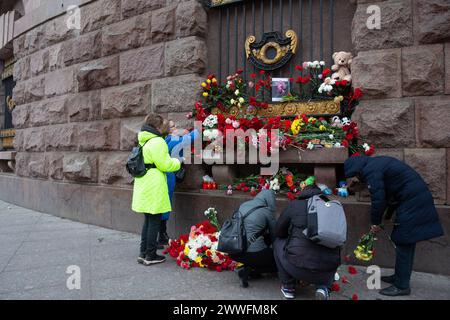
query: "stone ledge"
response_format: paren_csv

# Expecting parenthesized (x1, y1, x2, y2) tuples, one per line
(0, 173, 448, 275)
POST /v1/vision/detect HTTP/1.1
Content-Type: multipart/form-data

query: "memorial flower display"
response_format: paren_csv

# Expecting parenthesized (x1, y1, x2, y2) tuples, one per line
(164, 209, 240, 272)
(192, 62, 372, 157)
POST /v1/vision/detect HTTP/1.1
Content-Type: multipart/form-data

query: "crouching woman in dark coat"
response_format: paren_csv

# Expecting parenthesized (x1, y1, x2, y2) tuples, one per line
(344, 155, 444, 297)
(273, 185, 341, 300)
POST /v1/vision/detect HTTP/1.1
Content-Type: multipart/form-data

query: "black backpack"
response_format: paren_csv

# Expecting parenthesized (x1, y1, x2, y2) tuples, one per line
(126, 139, 156, 178)
(217, 205, 266, 254)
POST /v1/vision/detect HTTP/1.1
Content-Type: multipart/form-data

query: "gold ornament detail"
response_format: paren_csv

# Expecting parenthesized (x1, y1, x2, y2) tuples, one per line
(6, 96, 16, 112)
(211, 97, 342, 118)
(252, 42, 289, 65)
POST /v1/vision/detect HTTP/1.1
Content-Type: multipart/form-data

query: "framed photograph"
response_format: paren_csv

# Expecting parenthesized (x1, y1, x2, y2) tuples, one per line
(271, 78, 291, 102)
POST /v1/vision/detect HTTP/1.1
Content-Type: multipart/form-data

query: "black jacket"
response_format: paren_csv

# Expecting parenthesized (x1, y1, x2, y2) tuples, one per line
(344, 156, 444, 245)
(275, 187, 341, 272)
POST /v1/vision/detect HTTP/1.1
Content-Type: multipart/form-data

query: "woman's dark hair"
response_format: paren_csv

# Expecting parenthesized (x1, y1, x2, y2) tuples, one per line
(144, 113, 164, 130)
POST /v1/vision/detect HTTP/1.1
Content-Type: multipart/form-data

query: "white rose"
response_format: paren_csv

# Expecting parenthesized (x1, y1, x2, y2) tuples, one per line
(230, 99, 235, 105)
(320, 61, 325, 66)
(239, 97, 245, 104)
(234, 89, 240, 96)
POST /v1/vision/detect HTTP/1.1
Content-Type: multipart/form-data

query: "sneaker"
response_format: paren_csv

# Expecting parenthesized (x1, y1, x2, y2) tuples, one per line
(137, 253, 145, 264)
(315, 288, 330, 300)
(143, 253, 166, 266)
(281, 286, 295, 299)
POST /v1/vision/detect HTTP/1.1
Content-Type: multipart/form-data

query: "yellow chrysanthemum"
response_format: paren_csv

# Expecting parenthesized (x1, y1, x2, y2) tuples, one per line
(319, 125, 327, 131)
(206, 79, 211, 84)
(291, 119, 303, 135)
(201, 82, 207, 88)
(202, 92, 209, 97)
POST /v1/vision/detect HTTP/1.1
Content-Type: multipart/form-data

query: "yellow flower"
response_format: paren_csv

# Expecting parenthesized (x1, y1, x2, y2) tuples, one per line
(206, 79, 211, 84)
(212, 78, 217, 83)
(202, 92, 209, 97)
(291, 119, 303, 135)
(308, 117, 316, 123)
(201, 82, 207, 88)
(319, 125, 326, 131)
(184, 246, 190, 255)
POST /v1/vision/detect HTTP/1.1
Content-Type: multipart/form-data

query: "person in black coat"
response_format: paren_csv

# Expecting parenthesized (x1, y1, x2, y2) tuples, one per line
(274, 185, 341, 300)
(344, 155, 444, 297)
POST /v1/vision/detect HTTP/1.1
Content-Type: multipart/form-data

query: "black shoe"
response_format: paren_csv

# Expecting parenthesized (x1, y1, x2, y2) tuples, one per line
(379, 285, 411, 297)
(143, 253, 166, 266)
(137, 253, 145, 264)
(381, 275, 396, 284)
(237, 267, 250, 288)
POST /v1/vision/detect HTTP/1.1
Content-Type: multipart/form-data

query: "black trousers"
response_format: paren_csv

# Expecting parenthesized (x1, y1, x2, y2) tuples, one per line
(230, 247, 277, 274)
(273, 239, 336, 290)
(140, 213, 162, 256)
(394, 243, 416, 290)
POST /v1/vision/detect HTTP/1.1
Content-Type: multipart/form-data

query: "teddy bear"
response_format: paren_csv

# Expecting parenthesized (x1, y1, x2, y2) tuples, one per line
(331, 51, 353, 83)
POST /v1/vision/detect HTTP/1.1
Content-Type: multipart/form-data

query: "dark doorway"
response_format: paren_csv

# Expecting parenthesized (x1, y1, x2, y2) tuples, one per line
(3, 76, 15, 129)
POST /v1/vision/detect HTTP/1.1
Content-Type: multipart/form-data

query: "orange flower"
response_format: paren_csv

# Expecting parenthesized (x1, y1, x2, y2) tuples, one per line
(285, 175, 294, 188)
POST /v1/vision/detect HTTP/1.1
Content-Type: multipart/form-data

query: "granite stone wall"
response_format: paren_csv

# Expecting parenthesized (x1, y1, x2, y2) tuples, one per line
(350, 0, 450, 205)
(10, 0, 207, 187)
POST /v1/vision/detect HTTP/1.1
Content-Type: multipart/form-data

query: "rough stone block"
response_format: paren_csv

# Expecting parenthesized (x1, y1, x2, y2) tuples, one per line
(24, 128, 46, 152)
(13, 57, 30, 82)
(151, 5, 176, 43)
(45, 124, 78, 151)
(24, 25, 44, 55)
(28, 153, 48, 179)
(70, 31, 103, 65)
(151, 74, 204, 113)
(45, 68, 76, 97)
(13, 35, 26, 59)
(14, 152, 29, 177)
(402, 44, 444, 96)
(102, 13, 152, 56)
(77, 120, 120, 151)
(352, 0, 413, 51)
(30, 49, 49, 77)
(416, 96, 450, 148)
(165, 37, 207, 76)
(446, 43, 450, 95)
(101, 82, 151, 119)
(121, 0, 165, 18)
(80, 0, 122, 34)
(404, 148, 447, 204)
(43, 14, 78, 47)
(47, 153, 64, 180)
(414, 0, 450, 44)
(119, 45, 164, 84)
(77, 56, 120, 91)
(48, 43, 66, 71)
(63, 153, 98, 182)
(99, 152, 131, 185)
(12, 82, 26, 106)
(120, 117, 144, 150)
(67, 91, 101, 122)
(352, 98, 415, 148)
(352, 49, 402, 99)
(44, 96, 68, 125)
(26, 76, 46, 103)
(175, 1, 207, 38)
(28, 101, 48, 127)
(373, 148, 404, 161)
(12, 104, 30, 129)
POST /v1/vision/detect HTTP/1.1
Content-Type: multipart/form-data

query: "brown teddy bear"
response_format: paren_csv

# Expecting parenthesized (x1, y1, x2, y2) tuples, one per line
(331, 51, 353, 83)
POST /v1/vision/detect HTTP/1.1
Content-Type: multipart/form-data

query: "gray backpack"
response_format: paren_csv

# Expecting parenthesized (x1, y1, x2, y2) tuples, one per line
(303, 195, 347, 248)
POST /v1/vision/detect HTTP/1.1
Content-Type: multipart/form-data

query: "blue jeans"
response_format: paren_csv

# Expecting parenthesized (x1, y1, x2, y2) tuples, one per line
(394, 243, 416, 290)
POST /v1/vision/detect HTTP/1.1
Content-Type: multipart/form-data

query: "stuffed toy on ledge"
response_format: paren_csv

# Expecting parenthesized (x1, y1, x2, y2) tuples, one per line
(331, 51, 353, 83)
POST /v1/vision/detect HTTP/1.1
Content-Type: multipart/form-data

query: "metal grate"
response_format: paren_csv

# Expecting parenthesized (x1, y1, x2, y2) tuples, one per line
(207, 0, 355, 82)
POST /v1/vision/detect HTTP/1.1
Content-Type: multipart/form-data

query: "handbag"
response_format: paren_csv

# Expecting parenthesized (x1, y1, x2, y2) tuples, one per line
(175, 163, 186, 183)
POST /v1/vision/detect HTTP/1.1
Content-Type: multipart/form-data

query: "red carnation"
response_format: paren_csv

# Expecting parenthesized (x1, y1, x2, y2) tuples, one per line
(259, 70, 266, 75)
(352, 152, 362, 157)
(236, 69, 243, 74)
(295, 65, 303, 71)
(287, 192, 297, 201)
(342, 276, 349, 284)
(348, 266, 358, 275)
(352, 294, 359, 301)
(331, 282, 340, 292)
(250, 73, 257, 79)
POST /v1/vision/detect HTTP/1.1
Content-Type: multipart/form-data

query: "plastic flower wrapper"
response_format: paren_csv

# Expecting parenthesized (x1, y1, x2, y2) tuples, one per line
(204, 207, 220, 230)
(354, 231, 377, 262)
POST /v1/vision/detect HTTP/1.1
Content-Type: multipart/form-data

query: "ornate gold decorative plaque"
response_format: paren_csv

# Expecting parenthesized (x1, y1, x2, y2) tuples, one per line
(211, 97, 343, 118)
(245, 30, 298, 71)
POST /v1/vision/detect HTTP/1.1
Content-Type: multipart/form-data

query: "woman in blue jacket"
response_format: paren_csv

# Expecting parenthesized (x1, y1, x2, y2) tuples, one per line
(157, 121, 199, 247)
(345, 155, 444, 297)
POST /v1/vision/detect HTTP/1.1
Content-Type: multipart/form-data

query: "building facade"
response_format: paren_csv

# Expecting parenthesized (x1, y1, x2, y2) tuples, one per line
(0, 0, 449, 274)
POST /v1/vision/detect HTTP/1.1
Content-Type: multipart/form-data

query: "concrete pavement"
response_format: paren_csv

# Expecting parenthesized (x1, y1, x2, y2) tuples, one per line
(0, 200, 449, 300)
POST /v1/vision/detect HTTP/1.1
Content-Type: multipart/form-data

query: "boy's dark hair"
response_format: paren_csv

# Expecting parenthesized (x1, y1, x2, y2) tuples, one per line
(144, 113, 164, 130)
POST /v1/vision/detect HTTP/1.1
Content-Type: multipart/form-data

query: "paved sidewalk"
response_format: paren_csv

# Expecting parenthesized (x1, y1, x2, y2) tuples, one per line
(0, 200, 449, 300)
